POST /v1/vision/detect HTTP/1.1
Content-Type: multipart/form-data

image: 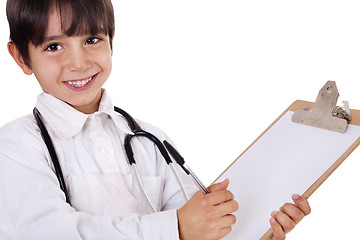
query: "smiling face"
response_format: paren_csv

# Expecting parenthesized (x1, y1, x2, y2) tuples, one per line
(9, 6, 113, 114)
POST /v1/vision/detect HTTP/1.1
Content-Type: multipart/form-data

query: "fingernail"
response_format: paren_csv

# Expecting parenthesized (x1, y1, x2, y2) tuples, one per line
(293, 194, 300, 200)
(270, 217, 277, 224)
(271, 211, 278, 217)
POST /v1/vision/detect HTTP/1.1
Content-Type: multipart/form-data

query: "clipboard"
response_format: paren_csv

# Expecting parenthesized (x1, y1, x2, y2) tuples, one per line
(214, 83, 360, 240)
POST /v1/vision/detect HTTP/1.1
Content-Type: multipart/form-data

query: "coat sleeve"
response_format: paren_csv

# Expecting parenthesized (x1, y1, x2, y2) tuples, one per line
(0, 121, 181, 240)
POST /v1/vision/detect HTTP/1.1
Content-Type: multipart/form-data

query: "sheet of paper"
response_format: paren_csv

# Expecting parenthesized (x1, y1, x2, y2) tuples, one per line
(221, 111, 360, 240)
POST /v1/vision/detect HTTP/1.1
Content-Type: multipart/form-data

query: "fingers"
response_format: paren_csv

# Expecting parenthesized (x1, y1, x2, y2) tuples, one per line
(206, 189, 234, 206)
(278, 194, 311, 225)
(270, 194, 311, 240)
(215, 199, 239, 216)
(292, 194, 311, 216)
(177, 182, 238, 240)
(207, 178, 230, 193)
(210, 214, 237, 239)
(204, 179, 234, 206)
(271, 210, 295, 234)
(219, 214, 237, 229)
(218, 226, 233, 239)
(270, 217, 285, 240)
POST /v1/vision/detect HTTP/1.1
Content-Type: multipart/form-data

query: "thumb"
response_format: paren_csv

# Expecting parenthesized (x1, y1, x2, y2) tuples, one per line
(207, 178, 230, 193)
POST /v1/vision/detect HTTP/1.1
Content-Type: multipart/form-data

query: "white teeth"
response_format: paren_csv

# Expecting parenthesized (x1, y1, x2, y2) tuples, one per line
(67, 76, 93, 88)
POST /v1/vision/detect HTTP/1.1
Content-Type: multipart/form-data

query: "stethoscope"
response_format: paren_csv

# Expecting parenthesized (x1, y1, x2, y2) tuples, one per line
(33, 106, 209, 212)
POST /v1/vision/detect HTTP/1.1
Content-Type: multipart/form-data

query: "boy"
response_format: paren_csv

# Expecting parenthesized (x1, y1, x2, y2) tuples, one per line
(0, 0, 310, 239)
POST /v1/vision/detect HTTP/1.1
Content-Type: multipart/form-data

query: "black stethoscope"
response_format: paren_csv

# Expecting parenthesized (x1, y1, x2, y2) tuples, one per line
(33, 106, 208, 212)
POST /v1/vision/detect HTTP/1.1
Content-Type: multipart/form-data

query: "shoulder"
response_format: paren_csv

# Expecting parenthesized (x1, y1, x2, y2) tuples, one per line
(136, 119, 170, 142)
(0, 114, 48, 165)
(0, 114, 40, 141)
(111, 105, 175, 144)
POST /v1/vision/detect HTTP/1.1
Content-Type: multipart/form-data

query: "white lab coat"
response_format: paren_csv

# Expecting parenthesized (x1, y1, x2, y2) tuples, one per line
(0, 91, 197, 240)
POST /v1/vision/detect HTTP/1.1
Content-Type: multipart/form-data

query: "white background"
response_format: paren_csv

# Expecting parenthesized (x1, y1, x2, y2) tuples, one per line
(1, 1, 359, 239)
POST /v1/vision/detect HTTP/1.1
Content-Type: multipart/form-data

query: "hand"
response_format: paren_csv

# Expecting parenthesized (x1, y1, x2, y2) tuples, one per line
(177, 179, 239, 240)
(270, 194, 311, 240)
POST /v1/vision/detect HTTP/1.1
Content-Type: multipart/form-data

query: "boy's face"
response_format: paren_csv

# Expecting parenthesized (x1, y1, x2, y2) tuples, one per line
(12, 7, 112, 114)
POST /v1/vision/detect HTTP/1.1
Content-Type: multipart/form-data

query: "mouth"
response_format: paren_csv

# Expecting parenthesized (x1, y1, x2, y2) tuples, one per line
(64, 73, 98, 91)
(66, 75, 95, 88)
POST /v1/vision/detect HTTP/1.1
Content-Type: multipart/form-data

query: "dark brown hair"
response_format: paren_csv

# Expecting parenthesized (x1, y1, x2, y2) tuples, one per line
(6, 0, 115, 67)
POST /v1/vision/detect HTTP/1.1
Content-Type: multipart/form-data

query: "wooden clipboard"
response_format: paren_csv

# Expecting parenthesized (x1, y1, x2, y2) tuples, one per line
(214, 100, 360, 240)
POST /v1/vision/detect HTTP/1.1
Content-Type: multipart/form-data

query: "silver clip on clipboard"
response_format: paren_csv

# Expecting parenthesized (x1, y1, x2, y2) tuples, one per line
(292, 81, 352, 133)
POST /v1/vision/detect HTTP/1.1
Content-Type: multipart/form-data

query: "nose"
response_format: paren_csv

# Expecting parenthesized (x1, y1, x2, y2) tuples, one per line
(66, 46, 91, 72)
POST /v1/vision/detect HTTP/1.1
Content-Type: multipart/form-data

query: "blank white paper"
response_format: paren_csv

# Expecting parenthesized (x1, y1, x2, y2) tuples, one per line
(221, 111, 360, 240)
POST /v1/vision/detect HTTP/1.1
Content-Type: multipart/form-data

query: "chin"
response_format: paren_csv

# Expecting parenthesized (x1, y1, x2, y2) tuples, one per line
(68, 95, 102, 113)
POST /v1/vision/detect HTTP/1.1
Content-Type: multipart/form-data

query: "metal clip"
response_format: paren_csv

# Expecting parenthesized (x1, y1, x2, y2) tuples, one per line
(332, 101, 352, 121)
(292, 81, 349, 133)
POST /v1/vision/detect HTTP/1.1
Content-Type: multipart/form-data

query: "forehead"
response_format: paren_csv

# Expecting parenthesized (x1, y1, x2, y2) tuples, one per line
(46, 4, 77, 35)
(43, 2, 108, 40)
(45, 6, 64, 35)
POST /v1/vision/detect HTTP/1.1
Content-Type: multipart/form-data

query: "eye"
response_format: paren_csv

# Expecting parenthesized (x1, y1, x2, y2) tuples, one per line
(85, 37, 101, 45)
(45, 43, 63, 52)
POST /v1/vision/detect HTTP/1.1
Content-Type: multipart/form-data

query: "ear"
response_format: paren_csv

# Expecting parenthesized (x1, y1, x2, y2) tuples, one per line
(7, 42, 33, 75)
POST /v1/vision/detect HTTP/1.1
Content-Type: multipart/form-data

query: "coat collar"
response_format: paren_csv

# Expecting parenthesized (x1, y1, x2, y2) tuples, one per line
(36, 90, 132, 139)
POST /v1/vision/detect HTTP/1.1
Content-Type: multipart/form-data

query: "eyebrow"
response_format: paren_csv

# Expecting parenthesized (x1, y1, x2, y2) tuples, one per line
(41, 34, 67, 45)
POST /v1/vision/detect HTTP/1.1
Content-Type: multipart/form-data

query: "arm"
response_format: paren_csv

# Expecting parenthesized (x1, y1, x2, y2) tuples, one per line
(0, 134, 180, 240)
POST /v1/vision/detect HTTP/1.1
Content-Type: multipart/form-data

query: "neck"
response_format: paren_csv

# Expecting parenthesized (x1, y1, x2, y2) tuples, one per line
(71, 89, 104, 114)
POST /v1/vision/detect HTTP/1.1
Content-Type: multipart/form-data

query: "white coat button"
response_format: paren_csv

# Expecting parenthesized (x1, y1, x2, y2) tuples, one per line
(95, 115, 101, 121)
(99, 146, 108, 154)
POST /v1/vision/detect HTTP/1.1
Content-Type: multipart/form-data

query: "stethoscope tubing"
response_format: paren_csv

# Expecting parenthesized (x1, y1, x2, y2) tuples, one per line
(33, 106, 193, 211)
(33, 108, 71, 204)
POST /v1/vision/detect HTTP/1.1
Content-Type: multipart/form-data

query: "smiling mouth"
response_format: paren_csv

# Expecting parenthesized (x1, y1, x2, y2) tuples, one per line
(66, 75, 96, 88)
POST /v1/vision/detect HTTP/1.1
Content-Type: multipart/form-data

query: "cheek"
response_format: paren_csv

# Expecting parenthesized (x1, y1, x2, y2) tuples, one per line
(105, 56, 112, 74)
(97, 51, 112, 76)
(32, 58, 63, 88)
(99, 43, 112, 67)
